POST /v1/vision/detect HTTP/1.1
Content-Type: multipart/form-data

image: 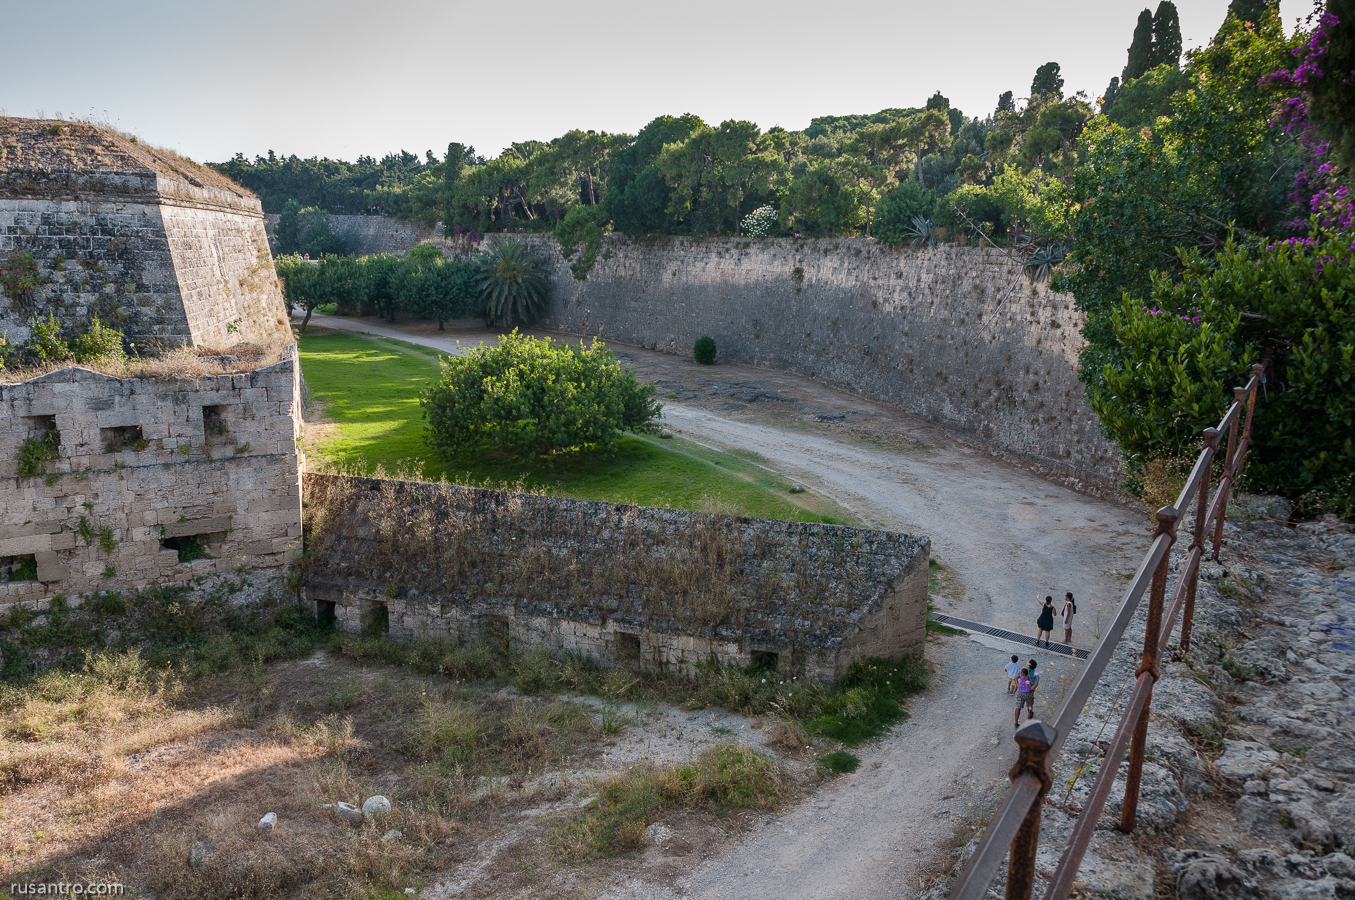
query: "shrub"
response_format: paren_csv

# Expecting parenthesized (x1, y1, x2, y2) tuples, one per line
(420, 330, 661, 460)
(819, 750, 860, 775)
(69, 317, 126, 364)
(26, 312, 67, 362)
(16, 431, 61, 479)
(693, 335, 716, 365)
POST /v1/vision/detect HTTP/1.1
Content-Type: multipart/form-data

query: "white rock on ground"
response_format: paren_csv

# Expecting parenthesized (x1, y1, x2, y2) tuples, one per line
(257, 812, 277, 834)
(362, 795, 392, 818)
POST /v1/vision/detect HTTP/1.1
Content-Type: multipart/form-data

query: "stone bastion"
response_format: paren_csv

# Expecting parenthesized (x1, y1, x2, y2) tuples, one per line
(0, 117, 291, 350)
(0, 348, 304, 608)
(302, 474, 931, 681)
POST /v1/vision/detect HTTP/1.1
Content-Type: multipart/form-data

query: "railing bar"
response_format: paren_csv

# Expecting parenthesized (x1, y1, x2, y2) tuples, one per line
(1171, 445, 1214, 521)
(1216, 400, 1244, 434)
(1046, 534, 1170, 758)
(1157, 546, 1202, 650)
(948, 775, 1047, 900)
(1046, 675, 1154, 900)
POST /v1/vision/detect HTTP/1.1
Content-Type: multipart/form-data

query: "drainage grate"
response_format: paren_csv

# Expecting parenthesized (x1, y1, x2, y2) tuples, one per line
(929, 613, 1090, 660)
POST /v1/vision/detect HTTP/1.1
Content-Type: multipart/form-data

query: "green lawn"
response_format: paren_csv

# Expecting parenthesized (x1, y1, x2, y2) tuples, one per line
(298, 331, 853, 524)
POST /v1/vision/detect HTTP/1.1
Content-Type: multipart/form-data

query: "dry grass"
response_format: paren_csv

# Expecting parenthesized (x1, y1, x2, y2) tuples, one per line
(0, 339, 292, 385)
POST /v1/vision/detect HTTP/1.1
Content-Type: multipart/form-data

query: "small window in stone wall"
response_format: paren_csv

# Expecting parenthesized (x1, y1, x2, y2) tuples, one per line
(202, 405, 231, 440)
(102, 425, 148, 453)
(363, 601, 389, 637)
(2, 554, 38, 583)
(17, 416, 61, 478)
(750, 650, 779, 673)
(616, 632, 641, 664)
(161, 532, 224, 564)
(481, 614, 510, 653)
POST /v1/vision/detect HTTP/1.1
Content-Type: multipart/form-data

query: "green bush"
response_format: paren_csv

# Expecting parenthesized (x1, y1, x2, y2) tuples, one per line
(16, 431, 61, 479)
(26, 312, 68, 362)
(69, 317, 126, 364)
(819, 750, 860, 775)
(1095, 233, 1354, 511)
(693, 335, 716, 365)
(420, 330, 662, 460)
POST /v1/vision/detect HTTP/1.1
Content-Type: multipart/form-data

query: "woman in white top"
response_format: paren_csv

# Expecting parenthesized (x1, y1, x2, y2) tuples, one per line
(1061, 592, 1077, 644)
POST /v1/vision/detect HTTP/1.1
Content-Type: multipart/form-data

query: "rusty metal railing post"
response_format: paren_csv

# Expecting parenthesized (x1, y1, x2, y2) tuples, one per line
(1120, 506, 1177, 832)
(1005, 721, 1056, 900)
(1180, 430, 1218, 655)
(1212, 389, 1243, 560)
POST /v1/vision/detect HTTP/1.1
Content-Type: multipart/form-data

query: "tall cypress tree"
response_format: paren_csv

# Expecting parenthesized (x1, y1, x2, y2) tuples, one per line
(1151, 1, 1182, 69)
(1102, 77, 1121, 113)
(996, 91, 1015, 113)
(1226, 0, 1270, 25)
(1124, 9, 1155, 82)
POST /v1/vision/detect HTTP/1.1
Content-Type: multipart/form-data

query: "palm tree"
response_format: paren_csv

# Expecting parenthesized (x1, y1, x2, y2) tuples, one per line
(474, 238, 551, 327)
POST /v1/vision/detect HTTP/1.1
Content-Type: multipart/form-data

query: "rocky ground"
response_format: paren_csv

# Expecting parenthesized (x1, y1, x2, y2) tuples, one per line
(930, 496, 1355, 900)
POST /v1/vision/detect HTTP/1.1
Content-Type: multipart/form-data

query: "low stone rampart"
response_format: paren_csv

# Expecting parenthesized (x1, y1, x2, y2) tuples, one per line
(302, 474, 929, 681)
(0, 349, 304, 607)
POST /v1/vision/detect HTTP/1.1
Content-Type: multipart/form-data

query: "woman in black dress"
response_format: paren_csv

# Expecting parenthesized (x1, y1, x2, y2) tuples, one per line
(1035, 594, 1056, 647)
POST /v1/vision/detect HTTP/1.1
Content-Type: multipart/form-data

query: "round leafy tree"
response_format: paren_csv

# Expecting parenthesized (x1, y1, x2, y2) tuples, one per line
(474, 238, 550, 327)
(421, 331, 662, 460)
(693, 336, 717, 365)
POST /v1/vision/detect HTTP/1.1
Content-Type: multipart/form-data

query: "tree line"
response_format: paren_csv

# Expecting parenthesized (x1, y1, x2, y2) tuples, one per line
(258, 0, 1353, 514)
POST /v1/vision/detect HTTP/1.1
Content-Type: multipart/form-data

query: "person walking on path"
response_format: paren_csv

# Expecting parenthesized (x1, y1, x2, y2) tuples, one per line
(1004, 655, 1022, 694)
(1061, 592, 1077, 644)
(1014, 669, 1034, 726)
(1035, 594, 1057, 647)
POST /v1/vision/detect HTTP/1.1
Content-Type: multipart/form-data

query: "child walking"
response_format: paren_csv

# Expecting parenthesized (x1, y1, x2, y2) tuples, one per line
(1004, 655, 1021, 694)
(1014, 668, 1034, 726)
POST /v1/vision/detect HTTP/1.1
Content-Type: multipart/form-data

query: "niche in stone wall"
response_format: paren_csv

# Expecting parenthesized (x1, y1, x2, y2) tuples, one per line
(1, 554, 38, 583)
(315, 599, 336, 626)
(751, 650, 779, 672)
(202, 404, 232, 440)
(481, 614, 510, 653)
(615, 631, 641, 664)
(362, 600, 389, 637)
(161, 532, 225, 564)
(102, 425, 147, 453)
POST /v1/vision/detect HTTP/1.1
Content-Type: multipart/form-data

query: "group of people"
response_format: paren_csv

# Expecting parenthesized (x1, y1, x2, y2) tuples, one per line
(998, 592, 1079, 728)
(1004, 656, 1043, 727)
(1035, 591, 1076, 648)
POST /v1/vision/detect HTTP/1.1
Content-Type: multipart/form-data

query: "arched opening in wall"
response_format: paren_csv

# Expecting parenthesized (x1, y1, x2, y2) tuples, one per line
(315, 599, 337, 626)
(162, 532, 225, 564)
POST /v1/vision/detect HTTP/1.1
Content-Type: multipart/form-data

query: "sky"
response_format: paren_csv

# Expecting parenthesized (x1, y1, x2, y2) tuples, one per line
(0, 0, 1321, 165)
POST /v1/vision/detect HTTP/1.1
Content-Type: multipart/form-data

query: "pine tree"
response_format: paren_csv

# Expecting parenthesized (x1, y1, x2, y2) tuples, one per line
(1151, 1, 1182, 68)
(1124, 8, 1155, 82)
(1030, 62, 1064, 99)
(996, 91, 1015, 113)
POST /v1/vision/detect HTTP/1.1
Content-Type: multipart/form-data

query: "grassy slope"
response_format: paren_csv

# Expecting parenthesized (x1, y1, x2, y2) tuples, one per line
(298, 331, 853, 524)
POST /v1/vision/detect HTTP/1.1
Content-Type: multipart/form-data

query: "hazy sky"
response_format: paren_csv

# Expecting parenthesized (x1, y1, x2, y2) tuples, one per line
(0, 0, 1319, 165)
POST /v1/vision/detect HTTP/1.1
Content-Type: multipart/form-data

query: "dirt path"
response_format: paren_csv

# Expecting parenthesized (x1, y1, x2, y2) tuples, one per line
(303, 314, 1147, 898)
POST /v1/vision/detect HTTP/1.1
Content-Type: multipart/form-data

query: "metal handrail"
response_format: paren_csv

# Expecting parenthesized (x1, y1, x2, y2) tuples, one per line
(948, 364, 1264, 900)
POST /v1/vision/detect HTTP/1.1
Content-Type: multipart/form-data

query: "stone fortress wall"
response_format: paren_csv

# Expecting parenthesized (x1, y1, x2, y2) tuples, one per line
(0, 118, 291, 350)
(430, 233, 1122, 495)
(0, 349, 304, 609)
(263, 213, 437, 257)
(302, 474, 930, 682)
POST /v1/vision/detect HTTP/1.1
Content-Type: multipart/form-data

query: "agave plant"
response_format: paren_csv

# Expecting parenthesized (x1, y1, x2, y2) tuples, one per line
(1022, 243, 1070, 282)
(474, 238, 551, 327)
(904, 216, 940, 248)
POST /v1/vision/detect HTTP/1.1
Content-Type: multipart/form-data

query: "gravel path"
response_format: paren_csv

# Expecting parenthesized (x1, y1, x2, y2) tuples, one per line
(303, 314, 1148, 898)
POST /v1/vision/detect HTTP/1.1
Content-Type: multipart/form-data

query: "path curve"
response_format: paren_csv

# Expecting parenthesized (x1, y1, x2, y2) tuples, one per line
(304, 314, 1146, 899)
